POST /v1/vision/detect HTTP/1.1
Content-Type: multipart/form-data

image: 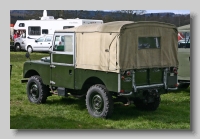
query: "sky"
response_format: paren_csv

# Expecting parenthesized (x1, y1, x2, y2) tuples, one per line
(145, 10, 190, 14)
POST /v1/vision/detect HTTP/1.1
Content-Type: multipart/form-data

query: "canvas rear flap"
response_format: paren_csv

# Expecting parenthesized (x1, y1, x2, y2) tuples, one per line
(120, 24, 178, 70)
(75, 21, 178, 73)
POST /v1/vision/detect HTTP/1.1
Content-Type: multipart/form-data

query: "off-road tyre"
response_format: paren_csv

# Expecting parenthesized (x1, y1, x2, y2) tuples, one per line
(27, 75, 50, 104)
(134, 96, 161, 111)
(86, 84, 114, 118)
(178, 83, 190, 89)
(15, 44, 21, 52)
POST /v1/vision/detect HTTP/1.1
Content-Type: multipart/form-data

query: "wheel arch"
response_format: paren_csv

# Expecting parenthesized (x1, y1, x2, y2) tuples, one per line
(15, 42, 21, 47)
(24, 69, 40, 78)
(81, 76, 105, 91)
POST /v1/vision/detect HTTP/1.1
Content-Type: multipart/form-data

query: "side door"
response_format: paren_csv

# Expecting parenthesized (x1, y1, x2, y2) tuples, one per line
(32, 36, 45, 51)
(42, 35, 53, 51)
(50, 33, 75, 89)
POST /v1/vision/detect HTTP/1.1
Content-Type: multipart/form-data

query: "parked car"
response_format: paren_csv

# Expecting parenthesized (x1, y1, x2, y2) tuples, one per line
(26, 34, 53, 53)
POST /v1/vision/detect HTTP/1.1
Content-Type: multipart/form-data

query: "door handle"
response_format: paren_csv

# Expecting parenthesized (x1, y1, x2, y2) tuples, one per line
(48, 43, 50, 44)
(69, 70, 72, 75)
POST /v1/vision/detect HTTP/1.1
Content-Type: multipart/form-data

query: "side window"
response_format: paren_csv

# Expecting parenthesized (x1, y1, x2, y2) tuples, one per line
(36, 37, 44, 42)
(28, 26, 41, 35)
(45, 36, 52, 42)
(138, 37, 161, 49)
(64, 35, 73, 52)
(42, 29, 49, 34)
(19, 23, 25, 27)
(53, 34, 74, 53)
(63, 26, 74, 29)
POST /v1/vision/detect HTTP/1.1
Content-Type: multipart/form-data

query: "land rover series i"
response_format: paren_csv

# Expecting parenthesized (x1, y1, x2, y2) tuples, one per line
(21, 21, 179, 118)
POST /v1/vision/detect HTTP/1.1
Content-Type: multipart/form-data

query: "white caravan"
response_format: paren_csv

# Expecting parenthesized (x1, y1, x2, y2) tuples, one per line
(13, 10, 103, 51)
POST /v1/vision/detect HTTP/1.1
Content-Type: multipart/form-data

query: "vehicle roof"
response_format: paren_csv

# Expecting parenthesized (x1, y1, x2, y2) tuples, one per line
(178, 24, 190, 32)
(55, 21, 177, 33)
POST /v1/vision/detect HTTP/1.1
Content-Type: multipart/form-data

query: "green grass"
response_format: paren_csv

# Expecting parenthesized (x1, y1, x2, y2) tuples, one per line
(10, 51, 190, 129)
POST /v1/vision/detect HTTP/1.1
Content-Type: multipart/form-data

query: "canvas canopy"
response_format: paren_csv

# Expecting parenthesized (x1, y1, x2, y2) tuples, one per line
(55, 21, 178, 73)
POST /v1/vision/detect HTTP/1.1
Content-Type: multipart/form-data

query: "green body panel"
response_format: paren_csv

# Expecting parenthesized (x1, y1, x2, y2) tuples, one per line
(51, 65, 74, 89)
(121, 68, 164, 92)
(135, 69, 148, 85)
(149, 68, 163, 84)
(121, 76, 132, 92)
(178, 48, 190, 81)
(23, 61, 50, 85)
(75, 69, 118, 92)
(134, 69, 163, 86)
(52, 54, 73, 64)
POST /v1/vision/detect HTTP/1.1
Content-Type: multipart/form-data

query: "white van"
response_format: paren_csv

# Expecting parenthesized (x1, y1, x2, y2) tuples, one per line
(13, 10, 103, 51)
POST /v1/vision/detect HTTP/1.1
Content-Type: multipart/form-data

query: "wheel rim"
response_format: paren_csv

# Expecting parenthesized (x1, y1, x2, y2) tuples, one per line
(28, 47, 32, 53)
(89, 92, 104, 115)
(16, 45, 20, 51)
(29, 83, 39, 101)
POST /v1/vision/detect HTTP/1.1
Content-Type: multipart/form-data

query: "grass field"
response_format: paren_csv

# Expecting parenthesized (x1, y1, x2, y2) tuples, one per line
(10, 51, 190, 129)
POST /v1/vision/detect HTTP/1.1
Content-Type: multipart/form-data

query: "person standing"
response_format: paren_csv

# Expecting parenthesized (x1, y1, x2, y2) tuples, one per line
(13, 32, 18, 40)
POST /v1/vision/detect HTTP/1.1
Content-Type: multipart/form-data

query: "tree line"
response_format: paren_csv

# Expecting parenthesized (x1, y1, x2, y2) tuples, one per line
(10, 10, 190, 27)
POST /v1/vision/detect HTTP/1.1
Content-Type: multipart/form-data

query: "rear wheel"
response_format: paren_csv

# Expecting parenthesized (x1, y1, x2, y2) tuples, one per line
(86, 84, 113, 118)
(15, 44, 20, 51)
(27, 75, 50, 104)
(134, 90, 161, 111)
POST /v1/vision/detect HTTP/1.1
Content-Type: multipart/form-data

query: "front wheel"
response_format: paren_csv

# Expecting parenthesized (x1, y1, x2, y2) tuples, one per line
(27, 75, 49, 104)
(86, 84, 113, 118)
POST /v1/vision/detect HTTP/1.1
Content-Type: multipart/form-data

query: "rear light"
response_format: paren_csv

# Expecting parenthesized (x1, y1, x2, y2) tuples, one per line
(175, 83, 179, 87)
(126, 71, 131, 76)
(120, 90, 125, 93)
(173, 68, 178, 75)
(121, 76, 125, 80)
(59, 41, 61, 45)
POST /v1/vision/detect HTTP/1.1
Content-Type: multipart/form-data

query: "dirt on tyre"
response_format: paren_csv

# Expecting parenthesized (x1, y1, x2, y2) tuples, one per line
(27, 75, 49, 104)
(86, 84, 113, 118)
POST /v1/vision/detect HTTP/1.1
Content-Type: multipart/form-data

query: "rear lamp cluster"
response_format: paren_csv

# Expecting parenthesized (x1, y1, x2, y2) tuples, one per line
(121, 70, 132, 80)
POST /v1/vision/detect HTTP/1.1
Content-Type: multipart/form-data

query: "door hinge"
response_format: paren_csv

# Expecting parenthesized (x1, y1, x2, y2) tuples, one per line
(50, 65, 56, 68)
(50, 80, 55, 85)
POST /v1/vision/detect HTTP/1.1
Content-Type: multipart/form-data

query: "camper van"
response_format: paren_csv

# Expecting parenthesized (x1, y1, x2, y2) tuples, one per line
(13, 10, 103, 51)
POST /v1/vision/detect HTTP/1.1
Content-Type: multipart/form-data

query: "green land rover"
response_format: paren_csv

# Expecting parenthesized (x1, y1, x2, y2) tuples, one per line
(21, 21, 179, 118)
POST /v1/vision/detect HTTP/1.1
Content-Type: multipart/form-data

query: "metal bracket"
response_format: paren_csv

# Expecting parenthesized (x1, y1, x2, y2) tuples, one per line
(50, 65, 56, 68)
(50, 80, 55, 85)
